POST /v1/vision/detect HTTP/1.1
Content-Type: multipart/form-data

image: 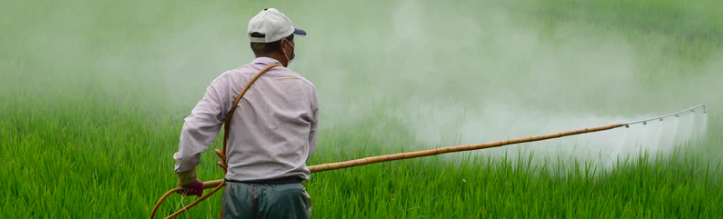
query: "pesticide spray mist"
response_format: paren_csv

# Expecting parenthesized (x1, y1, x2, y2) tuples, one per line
(280, 0, 719, 170)
(398, 102, 710, 169)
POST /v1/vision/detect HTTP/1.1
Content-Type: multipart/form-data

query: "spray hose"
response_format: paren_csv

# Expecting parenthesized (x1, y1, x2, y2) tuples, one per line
(149, 64, 708, 219)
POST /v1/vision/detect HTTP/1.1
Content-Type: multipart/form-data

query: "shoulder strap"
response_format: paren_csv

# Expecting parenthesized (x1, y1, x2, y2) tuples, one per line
(215, 63, 280, 172)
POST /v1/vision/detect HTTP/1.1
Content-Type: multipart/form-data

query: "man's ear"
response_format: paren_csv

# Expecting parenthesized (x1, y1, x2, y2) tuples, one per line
(284, 38, 294, 49)
(283, 39, 290, 50)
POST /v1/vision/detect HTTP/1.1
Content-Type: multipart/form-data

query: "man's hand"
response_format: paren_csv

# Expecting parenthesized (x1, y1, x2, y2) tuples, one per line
(177, 179, 204, 197)
(176, 168, 203, 197)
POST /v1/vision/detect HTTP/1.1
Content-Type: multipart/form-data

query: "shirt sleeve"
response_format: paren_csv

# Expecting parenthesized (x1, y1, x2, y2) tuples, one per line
(173, 73, 231, 174)
(307, 88, 319, 160)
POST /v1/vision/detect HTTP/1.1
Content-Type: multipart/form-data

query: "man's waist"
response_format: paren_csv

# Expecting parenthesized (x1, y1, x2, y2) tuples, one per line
(225, 175, 305, 185)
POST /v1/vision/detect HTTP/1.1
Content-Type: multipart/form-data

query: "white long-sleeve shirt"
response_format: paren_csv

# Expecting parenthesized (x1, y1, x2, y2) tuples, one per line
(173, 57, 318, 182)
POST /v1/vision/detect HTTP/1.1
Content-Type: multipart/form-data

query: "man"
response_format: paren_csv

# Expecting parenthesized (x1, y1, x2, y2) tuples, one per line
(172, 8, 318, 219)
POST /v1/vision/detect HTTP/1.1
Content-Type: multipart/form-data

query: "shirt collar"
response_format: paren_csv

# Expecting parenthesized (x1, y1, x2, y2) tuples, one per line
(249, 57, 304, 78)
(251, 57, 283, 66)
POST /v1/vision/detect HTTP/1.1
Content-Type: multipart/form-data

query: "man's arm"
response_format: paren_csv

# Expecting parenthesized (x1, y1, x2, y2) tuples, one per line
(308, 88, 319, 160)
(173, 74, 231, 184)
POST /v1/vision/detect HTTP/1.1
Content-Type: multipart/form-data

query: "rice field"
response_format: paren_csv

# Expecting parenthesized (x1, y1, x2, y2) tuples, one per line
(2, 0, 723, 218)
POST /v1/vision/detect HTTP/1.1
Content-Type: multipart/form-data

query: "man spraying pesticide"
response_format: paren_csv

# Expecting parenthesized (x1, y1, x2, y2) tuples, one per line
(171, 8, 316, 219)
(151, 7, 710, 219)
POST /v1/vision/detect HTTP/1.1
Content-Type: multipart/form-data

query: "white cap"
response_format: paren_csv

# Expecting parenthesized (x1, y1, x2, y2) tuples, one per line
(247, 8, 306, 43)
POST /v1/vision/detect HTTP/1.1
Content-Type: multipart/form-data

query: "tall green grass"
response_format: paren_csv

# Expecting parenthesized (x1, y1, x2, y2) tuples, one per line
(3, 100, 722, 218)
(2, 0, 723, 218)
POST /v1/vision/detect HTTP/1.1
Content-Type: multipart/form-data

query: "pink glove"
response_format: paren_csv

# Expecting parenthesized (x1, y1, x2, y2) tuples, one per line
(177, 179, 203, 197)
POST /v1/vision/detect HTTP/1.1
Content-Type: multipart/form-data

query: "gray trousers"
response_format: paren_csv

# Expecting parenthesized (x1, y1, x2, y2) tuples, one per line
(222, 181, 312, 219)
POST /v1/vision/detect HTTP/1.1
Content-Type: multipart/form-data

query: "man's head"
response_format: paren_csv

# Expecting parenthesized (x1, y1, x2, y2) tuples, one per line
(247, 8, 306, 67)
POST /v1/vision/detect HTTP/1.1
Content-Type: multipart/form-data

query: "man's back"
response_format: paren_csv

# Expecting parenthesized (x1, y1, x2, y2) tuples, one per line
(224, 57, 318, 182)
(173, 57, 318, 182)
